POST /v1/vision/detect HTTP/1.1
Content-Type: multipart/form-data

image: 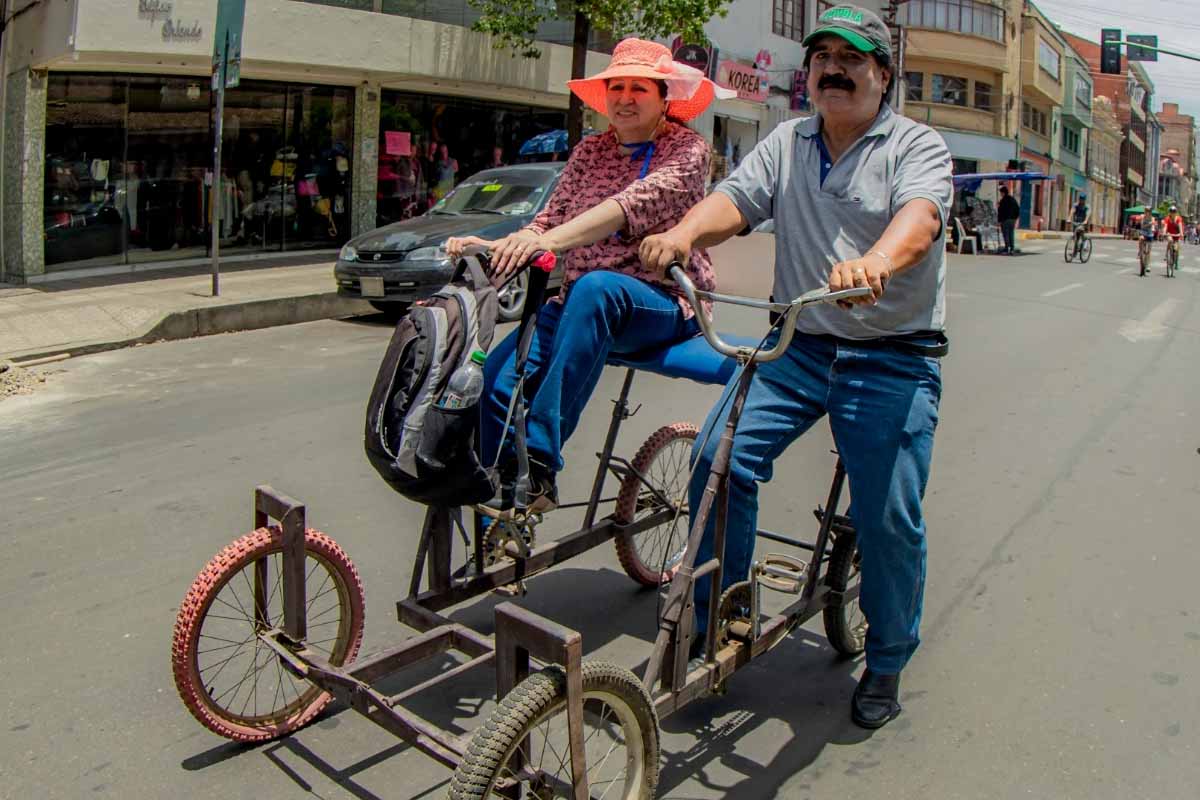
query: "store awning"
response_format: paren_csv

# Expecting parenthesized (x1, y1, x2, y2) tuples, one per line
(952, 172, 1053, 192)
(939, 130, 1017, 163)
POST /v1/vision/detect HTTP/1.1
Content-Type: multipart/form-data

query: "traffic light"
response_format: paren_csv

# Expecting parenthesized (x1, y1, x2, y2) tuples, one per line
(1101, 28, 1122, 74)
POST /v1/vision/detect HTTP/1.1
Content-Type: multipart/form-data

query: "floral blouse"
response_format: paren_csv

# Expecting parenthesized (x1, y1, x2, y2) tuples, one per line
(525, 121, 715, 318)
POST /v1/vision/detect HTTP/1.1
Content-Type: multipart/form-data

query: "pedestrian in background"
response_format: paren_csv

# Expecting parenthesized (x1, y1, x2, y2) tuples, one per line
(997, 184, 1020, 255)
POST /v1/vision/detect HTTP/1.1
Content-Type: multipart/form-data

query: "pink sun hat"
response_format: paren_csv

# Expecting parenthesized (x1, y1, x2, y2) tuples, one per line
(567, 38, 736, 122)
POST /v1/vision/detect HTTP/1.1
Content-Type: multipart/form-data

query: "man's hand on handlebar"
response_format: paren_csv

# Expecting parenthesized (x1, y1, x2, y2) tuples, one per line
(828, 254, 890, 308)
(640, 230, 694, 277)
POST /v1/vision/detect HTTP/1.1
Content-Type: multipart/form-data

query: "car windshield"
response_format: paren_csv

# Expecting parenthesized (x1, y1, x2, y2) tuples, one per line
(430, 172, 553, 217)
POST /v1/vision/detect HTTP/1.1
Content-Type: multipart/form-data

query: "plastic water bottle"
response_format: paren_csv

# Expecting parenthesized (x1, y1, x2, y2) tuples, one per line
(439, 350, 486, 409)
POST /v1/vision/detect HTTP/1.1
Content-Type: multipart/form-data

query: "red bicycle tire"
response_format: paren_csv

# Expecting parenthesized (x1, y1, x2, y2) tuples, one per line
(171, 526, 365, 742)
(613, 422, 698, 587)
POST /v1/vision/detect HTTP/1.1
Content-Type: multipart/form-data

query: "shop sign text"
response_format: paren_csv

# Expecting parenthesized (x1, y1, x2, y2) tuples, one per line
(137, 1, 204, 42)
(717, 60, 769, 103)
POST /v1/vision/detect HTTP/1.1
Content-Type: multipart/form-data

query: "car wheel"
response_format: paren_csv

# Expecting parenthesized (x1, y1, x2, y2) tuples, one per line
(369, 301, 409, 320)
(496, 270, 529, 322)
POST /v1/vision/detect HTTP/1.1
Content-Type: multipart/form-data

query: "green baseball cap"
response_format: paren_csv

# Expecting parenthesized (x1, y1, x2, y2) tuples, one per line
(802, 4, 893, 59)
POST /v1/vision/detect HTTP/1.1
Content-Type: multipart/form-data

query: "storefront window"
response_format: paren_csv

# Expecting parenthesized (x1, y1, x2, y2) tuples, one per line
(376, 91, 564, 227)
(44, 76, 128, 268)
(125, 76, 212, 263)
(282, 84, 355, 250)
(44, 74, 354, 270)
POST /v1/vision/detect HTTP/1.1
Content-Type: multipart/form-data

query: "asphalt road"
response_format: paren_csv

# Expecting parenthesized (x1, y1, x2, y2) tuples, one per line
(2, 236, 1198, 799)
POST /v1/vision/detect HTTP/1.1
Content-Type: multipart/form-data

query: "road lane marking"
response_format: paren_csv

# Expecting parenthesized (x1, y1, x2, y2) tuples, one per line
(1041, 283, 1084, 297)
(1114, 268, 1135, 275)
(1119, 298, 1181, 342)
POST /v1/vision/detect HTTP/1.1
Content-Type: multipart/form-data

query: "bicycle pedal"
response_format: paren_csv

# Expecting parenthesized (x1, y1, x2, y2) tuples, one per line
(754, 553, 807, 594)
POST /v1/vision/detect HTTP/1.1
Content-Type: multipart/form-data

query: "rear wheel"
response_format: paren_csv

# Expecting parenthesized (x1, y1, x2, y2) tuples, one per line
(172, 526, 365, 742)
(614, 423, 697, 587)
(448, 661, 659, 800)
(823, 529, 867, 657)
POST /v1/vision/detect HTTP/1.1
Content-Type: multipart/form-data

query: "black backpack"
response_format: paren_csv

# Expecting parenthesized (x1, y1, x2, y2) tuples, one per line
(364, 256, 499, 506)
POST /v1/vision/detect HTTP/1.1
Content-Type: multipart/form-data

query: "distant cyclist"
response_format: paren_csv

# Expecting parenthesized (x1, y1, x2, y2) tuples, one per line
(1163, 205, 1185, 276)
(1071, 195, 1090, 242)
(1138, 213, 1155, 276)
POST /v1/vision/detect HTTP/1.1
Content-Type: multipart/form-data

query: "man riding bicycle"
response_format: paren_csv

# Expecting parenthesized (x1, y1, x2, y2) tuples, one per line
(1071, 195, 1090, 249)
(1163, 205, 1184, 276)
(642, 4, 952, 730)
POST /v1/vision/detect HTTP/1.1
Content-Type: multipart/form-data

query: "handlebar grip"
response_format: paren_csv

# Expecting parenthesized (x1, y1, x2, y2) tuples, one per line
(530, 250, 556, 273)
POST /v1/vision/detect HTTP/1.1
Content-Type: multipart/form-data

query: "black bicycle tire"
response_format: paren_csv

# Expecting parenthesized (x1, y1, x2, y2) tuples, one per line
(1080, 238, 1092, 263)
(448, 662, 660, 800)
(822, 530, 866, 657)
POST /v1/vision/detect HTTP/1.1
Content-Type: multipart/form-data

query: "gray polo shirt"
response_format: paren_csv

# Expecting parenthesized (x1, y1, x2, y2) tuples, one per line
(716, 105, 953, 339)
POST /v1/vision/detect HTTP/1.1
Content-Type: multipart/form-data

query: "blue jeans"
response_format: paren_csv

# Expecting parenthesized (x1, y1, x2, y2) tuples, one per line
(481, 270, 698, 471)
(690, 332, 941, 675)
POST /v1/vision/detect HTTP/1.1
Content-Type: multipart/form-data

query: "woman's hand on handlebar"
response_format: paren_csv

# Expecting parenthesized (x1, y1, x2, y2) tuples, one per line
(487, 229, 549, 282)
(639, 229, 694, 277)
(445, 235, 493, 261)
(828, 254, 890, 308)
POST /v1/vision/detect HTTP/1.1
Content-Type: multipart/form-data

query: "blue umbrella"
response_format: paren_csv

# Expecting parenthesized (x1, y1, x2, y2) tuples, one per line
(518, 128, 598, 156)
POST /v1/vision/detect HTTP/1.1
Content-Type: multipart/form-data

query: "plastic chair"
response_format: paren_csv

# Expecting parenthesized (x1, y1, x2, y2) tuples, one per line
(953, 217, 977, 255)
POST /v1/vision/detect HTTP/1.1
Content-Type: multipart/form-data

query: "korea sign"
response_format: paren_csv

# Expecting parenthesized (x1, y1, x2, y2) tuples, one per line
(716, 60, 769, 103)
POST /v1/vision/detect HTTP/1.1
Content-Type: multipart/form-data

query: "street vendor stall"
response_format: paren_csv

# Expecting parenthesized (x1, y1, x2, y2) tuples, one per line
(951, 172, 1054, 254)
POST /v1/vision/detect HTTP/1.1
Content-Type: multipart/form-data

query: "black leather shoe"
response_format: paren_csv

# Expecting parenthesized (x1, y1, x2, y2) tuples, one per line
(851, 669, 902, 729)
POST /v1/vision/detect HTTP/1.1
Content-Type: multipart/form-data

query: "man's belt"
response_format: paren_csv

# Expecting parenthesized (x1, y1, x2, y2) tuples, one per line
(809, 330, 950, 358)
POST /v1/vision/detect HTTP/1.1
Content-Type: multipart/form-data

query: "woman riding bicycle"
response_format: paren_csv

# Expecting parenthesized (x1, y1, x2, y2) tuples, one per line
(1163, 205, 1185, 276)
(446, 38, 733, 514)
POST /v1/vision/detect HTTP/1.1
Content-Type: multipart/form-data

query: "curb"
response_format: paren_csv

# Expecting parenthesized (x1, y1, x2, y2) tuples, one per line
(7, 292, 373, 364)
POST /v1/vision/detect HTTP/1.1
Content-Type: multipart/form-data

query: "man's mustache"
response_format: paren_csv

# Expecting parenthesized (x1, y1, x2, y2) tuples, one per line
(818, 75, 856, 91)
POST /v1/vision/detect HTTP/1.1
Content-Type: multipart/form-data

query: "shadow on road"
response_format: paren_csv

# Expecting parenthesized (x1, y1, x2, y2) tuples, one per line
(178, 564, 873, 797)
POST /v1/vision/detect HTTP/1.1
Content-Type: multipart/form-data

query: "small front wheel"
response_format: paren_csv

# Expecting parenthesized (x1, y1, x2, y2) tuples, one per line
(614, 423, 697, 587)
(823, 529, 867, 657)
(172, 526, 365, 742)
(448, 661, 660, 800)
(1063, 239, 1074, 263)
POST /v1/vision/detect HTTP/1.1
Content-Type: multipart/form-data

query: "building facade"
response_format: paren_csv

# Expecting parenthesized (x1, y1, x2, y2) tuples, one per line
(1, 0, 632, 283)
(1064, 31, 1155, 216)
(1156, 102, 1197, 216)
(896, 0, 1018, 177)
(1087, 96, 1122, 232)
(1054, 42, 1091, 231)
(1017, 2, 1064, 230)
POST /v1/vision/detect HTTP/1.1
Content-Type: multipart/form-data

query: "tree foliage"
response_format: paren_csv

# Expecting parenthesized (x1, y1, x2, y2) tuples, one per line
(469, 0, 727, 59)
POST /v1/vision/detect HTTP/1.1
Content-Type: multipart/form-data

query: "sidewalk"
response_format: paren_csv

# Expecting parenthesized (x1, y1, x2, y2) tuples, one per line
(1018, 229, 1123, 240)
(0, 255, 370, 363)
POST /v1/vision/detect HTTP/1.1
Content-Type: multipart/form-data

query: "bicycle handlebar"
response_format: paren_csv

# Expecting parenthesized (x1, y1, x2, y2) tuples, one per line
(668, 263, 872, 363)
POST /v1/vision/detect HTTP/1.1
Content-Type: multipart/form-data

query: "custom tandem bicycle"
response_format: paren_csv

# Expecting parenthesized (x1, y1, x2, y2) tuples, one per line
(171, 254, 871, 798)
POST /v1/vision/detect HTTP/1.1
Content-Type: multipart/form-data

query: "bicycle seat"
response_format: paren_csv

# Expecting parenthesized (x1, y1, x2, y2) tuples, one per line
(608, 332, 757, 386)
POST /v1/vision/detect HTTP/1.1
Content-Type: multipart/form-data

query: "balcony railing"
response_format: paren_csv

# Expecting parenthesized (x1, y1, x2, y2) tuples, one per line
(896, 0, 1005, 44)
